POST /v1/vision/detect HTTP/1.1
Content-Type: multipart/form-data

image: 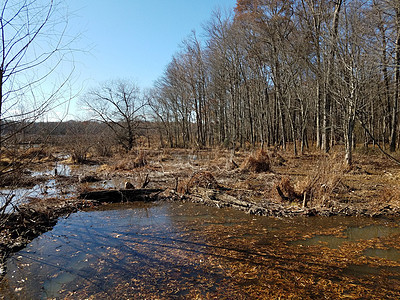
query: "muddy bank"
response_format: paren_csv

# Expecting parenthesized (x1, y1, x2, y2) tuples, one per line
(79, 188, 164, 203)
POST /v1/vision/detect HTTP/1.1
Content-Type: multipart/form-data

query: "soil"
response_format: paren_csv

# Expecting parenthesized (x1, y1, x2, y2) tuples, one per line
(1, 145, 400, 277)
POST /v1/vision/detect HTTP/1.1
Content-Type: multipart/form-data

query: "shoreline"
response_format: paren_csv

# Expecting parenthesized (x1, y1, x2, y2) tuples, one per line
(1, 147, 400, 277)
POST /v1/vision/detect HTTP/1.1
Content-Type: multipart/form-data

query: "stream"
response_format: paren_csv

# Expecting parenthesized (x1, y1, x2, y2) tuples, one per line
(1, 201, 400, 299)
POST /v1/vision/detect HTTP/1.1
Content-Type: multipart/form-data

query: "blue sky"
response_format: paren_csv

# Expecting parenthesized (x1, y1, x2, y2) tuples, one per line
(68, 0, 236, 93)
(54, 0, 236, 119)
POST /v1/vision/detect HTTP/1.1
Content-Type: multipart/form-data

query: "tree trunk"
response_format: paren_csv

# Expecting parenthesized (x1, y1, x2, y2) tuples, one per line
(390, 7, 400, 152)
(322, 0, 342, 152)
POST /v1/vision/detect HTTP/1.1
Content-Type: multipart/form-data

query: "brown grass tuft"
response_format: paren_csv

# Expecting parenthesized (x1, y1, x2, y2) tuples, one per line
(296, 154, 347, 206)
(177, 171, 218, 194)
(273, 154, 347, 206)
(113, 151, 148, 171)
(20, 147, 52, 160)
(241, 150, 270, 173)
(275, 176, 302, 202)
(377, 186, 400, 206)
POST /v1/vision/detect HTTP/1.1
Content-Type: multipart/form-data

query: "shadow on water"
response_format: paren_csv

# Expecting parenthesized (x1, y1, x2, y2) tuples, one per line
(0, 202, 400, 298)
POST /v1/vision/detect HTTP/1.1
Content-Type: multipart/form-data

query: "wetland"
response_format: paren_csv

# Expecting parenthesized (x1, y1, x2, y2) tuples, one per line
(1, 146, 400, 298)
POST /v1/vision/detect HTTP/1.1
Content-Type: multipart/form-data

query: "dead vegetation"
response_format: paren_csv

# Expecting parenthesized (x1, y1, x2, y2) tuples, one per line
(275, 154, 348, 207)
(240, 150, 270, 173)
(19, 148, 52, 161)
(1, 147, 55, 165)
(177, 171, 219, 194)
(84, 145, 400, 216)
(377, 185, 400, 207)
(111, 151, 148, 171)
(1, 144, 400, 284)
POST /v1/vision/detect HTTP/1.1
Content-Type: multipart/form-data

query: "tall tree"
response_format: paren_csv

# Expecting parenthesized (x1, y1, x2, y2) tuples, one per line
(390, 2, 400, 151)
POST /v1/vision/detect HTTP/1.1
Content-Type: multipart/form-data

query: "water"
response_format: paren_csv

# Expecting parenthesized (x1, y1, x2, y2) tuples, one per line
(291, 224, 400, 249)
(1, 202, 400, 299)
(364, 248, 400, 262)
(0, 164, 75, 213)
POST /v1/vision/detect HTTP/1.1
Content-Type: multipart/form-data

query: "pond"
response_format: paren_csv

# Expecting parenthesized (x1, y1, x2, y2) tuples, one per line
(1, 201, 400, 299)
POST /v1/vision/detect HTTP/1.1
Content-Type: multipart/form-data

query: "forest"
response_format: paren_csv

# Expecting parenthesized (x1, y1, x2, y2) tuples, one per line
(147, 0, 400, 166)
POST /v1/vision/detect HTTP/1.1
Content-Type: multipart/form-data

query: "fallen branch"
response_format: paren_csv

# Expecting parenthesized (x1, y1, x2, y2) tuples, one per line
(141, 174, 150, 188)
(79, 188, 164, 203)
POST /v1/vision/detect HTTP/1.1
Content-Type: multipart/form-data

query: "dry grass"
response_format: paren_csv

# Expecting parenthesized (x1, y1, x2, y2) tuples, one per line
(76, 144, 400, 214)
(377, 186, 400, 206)
(268, 148, 286, 166)
(112, 151, 148, 171)
(273, 154, 348, 206)
(20, 148, 50, 160)
(241, 150, 270, 173)
(1, 147, 54, 163)
(133, 151, 147, 168)
(177, 171, 218, 194)
(275, 176, 302, 203)
(296, 154, 347, 205)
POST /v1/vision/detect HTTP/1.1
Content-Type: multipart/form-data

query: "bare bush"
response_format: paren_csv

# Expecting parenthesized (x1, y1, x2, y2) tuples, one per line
(70, 142, 91, 164)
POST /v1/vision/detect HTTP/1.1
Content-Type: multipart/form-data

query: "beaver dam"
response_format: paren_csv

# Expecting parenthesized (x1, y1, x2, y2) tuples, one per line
(1, 148, 400, 298)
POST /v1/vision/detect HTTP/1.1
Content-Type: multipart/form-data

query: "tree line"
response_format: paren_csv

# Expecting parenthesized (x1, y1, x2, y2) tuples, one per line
(3, 0, 400, 167)
(146, 0, 400, 165)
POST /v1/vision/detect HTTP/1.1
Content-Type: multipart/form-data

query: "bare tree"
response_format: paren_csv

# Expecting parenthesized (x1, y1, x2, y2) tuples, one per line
(83, 79, 145, 152)
(0, 0, 76, 216)
(147, 1, 400, 165)
(0, 0, 75, 148)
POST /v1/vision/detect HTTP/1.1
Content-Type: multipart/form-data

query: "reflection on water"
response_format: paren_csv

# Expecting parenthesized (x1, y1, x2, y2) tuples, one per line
(0, 202, 400, 299)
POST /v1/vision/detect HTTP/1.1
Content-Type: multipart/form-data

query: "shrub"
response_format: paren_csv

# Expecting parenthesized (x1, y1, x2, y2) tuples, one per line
(274, 154, 347, 206)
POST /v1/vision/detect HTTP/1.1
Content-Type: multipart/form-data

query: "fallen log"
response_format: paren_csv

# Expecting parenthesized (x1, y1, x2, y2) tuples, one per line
(185, 187, 271, 215)
(184, 187, 316, 217)
(79, 188, 164, 203)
